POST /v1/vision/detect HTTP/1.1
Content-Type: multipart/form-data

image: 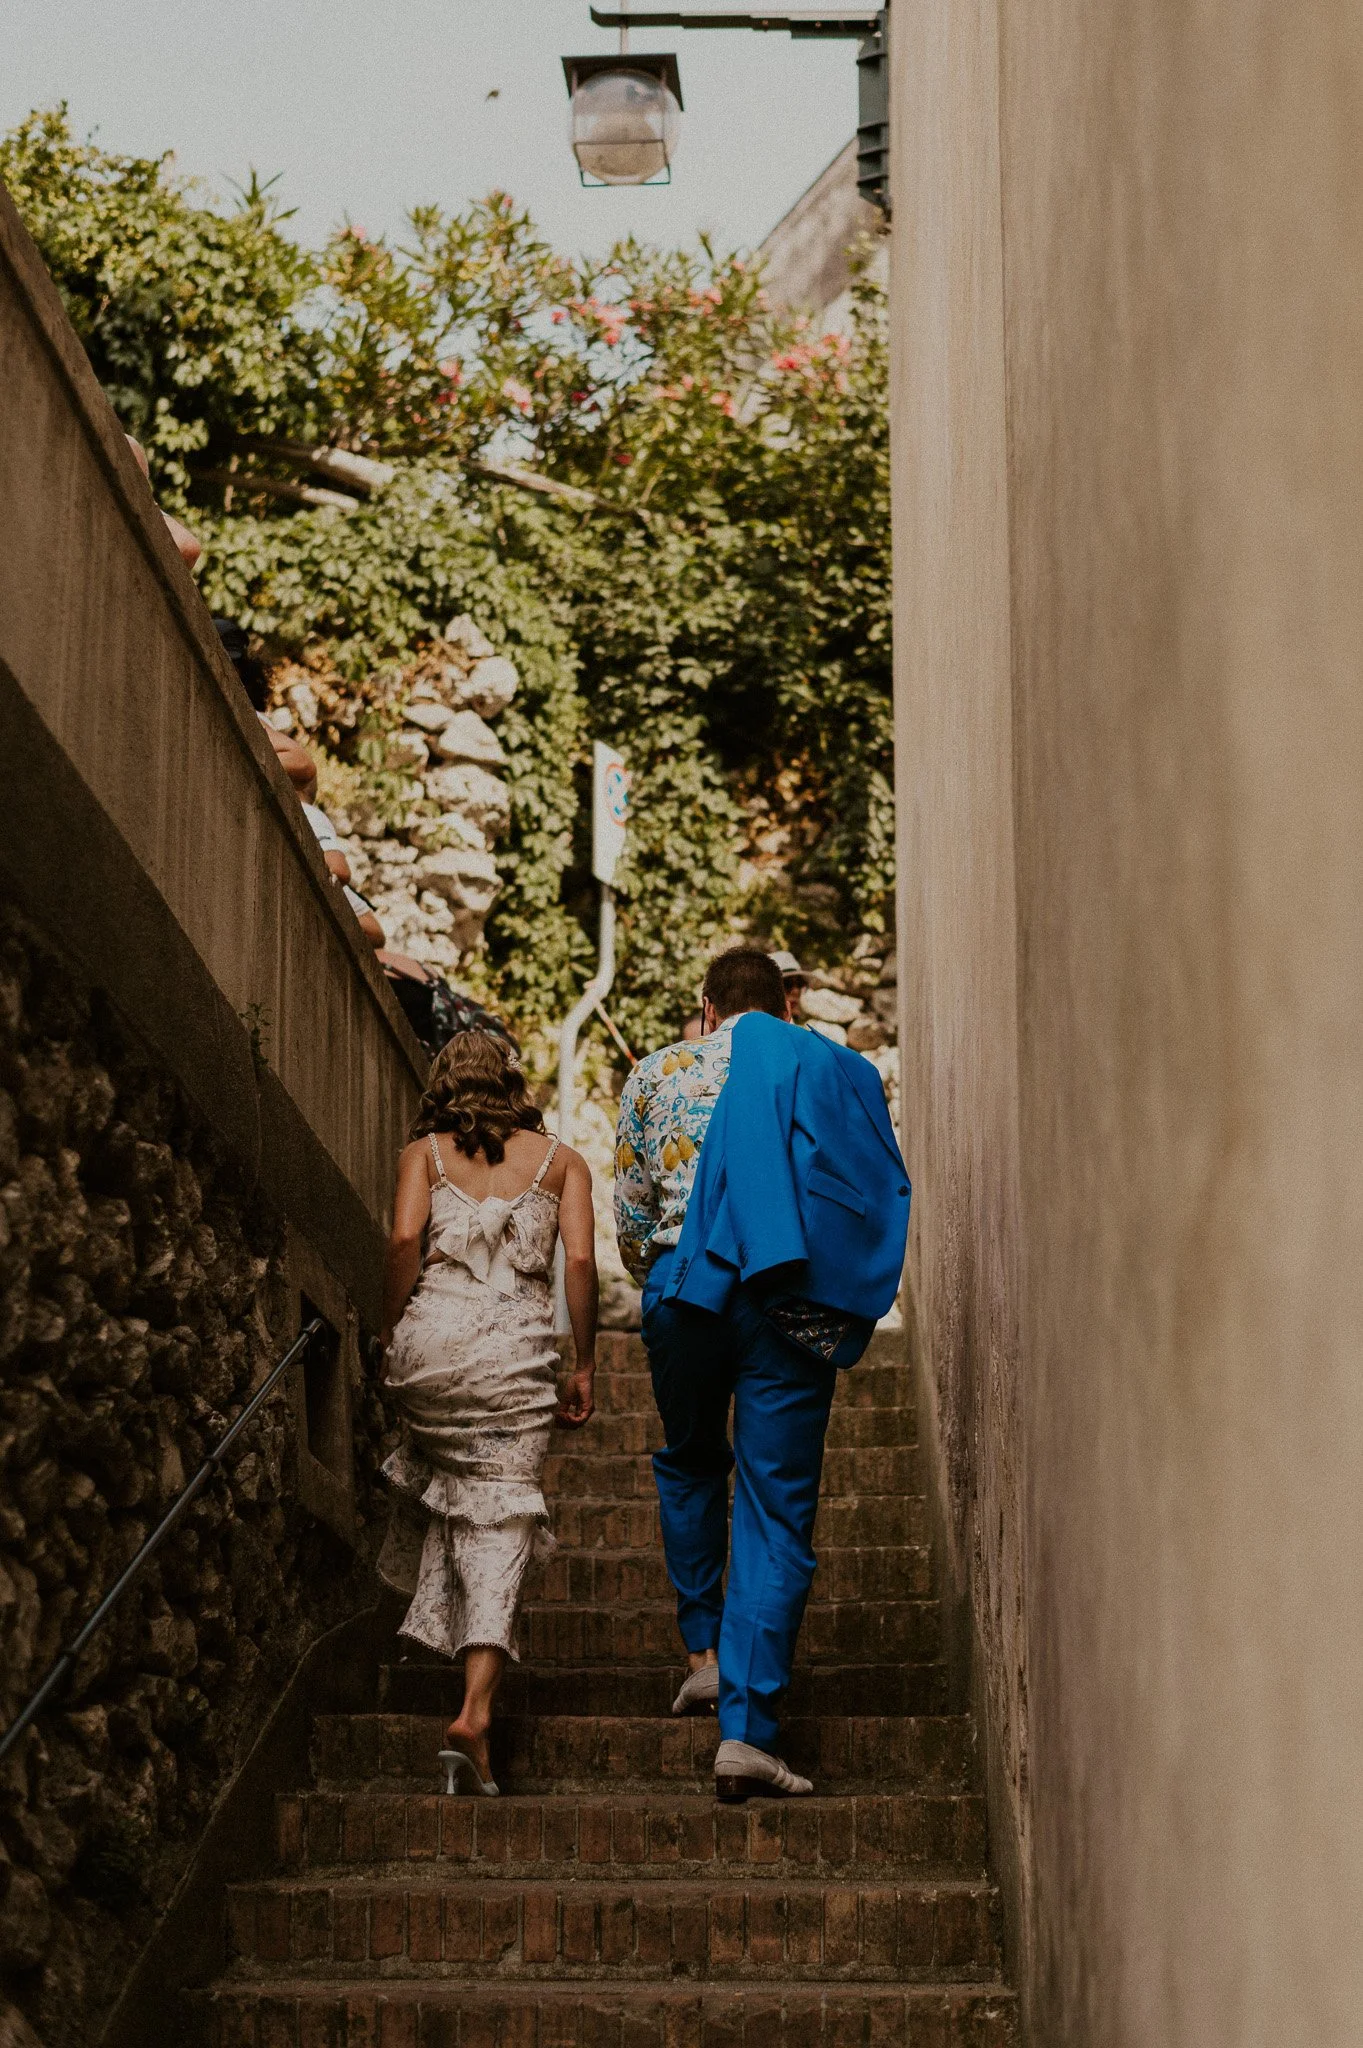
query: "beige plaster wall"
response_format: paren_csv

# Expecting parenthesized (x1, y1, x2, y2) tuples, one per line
(890, 3, 1363, 2042)
(0, 180, 423, 1314)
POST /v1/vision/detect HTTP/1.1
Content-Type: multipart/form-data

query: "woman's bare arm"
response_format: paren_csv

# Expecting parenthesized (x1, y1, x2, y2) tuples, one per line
(382, 1142, 432, 1348)
(555, 1148, 598, 1428)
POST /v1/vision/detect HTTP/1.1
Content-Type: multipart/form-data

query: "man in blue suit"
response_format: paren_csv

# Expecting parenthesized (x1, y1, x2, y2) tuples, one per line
(613, 947, 910, 1801)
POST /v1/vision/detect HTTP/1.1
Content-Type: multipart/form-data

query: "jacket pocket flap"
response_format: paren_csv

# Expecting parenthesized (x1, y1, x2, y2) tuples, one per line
(806, 1166, 867, 1216)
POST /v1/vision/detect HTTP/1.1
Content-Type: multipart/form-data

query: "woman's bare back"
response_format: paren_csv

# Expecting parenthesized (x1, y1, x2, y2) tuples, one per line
(427, 1127, 577, 1204)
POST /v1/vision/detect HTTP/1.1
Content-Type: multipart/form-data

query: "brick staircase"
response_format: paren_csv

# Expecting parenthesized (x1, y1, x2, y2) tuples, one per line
(194, 1331, 1018, 2045)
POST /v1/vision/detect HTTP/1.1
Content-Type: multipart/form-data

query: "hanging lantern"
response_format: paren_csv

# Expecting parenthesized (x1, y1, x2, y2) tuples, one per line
(562, 54, 683, 186)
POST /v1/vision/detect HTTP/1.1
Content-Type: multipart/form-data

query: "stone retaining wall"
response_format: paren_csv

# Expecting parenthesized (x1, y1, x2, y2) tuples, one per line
(0, 902, 387, 2048)
(0, 176, 424, 2048)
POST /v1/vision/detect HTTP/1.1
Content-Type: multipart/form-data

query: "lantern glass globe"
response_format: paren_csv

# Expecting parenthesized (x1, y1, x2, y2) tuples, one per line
(570, 67, 681, 185)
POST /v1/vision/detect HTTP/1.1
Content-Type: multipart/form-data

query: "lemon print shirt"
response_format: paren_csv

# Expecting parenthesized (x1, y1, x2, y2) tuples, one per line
(612, 1014, 742, 1285)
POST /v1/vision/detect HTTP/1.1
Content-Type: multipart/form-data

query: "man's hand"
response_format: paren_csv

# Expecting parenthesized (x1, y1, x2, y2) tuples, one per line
(555, 1364, 596, 1429)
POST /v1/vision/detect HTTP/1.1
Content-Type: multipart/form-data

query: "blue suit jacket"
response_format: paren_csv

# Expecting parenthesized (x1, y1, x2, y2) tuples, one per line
(661, 1012, 911, 1322)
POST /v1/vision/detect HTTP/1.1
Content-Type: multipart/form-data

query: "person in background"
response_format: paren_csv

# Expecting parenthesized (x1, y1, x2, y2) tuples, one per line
(208, 604, 383, 949)
(213, 618, 270, 711)
(300, 795, 385, 949)
(378, 952, 520, 1064)
(263, 723, 317, 792)
(769, 950, 808, 1023)
(125, 435, 202, 568)
(379, 1031, 598, 1796)
(211, 615, 321, 795)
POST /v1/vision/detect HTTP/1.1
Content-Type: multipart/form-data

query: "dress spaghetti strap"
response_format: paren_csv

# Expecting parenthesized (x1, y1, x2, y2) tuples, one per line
(530, 1134, 561, 1192)
(427, 1132, 450, 1187)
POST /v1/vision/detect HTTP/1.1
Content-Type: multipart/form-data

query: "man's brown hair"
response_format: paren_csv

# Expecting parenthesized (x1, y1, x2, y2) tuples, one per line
(702, 946, 788, 1023)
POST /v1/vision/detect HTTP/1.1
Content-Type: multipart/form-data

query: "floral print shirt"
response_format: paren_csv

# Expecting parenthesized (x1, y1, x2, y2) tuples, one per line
(613, 1016, 738, 1284)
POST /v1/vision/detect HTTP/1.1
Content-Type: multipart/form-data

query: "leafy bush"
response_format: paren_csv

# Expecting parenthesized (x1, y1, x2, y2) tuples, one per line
(3, 107, 892, 1048)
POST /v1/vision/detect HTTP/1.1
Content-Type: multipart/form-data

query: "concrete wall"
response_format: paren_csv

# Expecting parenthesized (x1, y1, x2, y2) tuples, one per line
(0, 176, 427, 2045)
(890, 4, 1363, 2043)
(0, 179, 423, 1326)
(759, 138, 887, 331)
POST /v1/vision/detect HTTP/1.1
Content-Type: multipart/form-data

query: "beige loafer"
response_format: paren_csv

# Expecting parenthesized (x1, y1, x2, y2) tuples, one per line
(714, 1738, 813, 1802)
(672, 1665, 720, 1716)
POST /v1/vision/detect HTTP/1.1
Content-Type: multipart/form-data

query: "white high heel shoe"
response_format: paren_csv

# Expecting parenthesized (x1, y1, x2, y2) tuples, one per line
(438, 1746, 500, 1797)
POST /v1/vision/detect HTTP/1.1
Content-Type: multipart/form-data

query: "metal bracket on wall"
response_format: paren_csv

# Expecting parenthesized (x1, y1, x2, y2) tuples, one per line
(588, 5, 891, 214)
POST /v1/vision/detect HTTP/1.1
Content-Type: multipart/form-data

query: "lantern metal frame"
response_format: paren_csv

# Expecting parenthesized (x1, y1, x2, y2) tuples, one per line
(562, 52, 685, 187)
(586, 5, 890, 213)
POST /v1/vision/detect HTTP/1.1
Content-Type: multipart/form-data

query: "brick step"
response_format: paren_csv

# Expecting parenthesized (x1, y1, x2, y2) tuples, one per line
(521, 1544, 934, 1607)
(195, 1975, 1018, 2046)
(224, 1875, 1003, 1981)
(586, 1325, 908, 1367)
(313, 1715, 976, 1794)
(542, 1445, 922, 1502)
(276, 1789, 988, 1879)
(376, 1660, 949, 1721)
(593, 1360, 915, 1417)
(550, 1492, 930, 1553)
(510, 1600, 940, 1669)
(559, 1406, 916, 1454)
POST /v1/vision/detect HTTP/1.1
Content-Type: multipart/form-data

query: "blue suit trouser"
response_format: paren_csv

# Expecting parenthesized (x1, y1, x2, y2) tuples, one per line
(641, 1252, 837, 1750)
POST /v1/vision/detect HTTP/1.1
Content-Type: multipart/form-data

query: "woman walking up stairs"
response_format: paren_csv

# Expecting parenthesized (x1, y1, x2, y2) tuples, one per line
(196, 1326, 1017, 2044)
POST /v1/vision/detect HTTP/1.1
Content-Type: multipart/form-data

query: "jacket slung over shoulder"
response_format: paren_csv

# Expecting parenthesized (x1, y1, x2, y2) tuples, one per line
(664, 1012, 911, 1322)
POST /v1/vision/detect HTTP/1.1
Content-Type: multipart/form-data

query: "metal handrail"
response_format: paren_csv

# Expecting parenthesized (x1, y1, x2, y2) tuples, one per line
(0, 1318, 324, 1765)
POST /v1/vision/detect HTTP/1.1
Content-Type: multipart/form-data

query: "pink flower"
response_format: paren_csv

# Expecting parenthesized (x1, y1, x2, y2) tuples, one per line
(501, 378, 534, 415)
(438, 358, 463, 384)
(710, 391, 736, 418)
(551, 308, 567, 324)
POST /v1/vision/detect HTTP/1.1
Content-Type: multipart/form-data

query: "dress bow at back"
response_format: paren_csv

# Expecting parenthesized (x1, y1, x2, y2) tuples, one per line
(429, 1195, 521, 1297)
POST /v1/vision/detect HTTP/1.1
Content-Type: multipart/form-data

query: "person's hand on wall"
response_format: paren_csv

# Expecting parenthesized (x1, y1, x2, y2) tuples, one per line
(260, 720, 317, 795)
(125, 435, 202, 568)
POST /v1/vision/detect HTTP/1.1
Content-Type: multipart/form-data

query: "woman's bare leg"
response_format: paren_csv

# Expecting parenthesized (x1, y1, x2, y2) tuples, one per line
(445, 1646, 506, 1782)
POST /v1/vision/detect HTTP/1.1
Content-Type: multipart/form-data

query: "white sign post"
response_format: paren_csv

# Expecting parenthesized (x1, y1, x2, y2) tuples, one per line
(592, 742, 630, 887)
(555, 745, 631, 1331)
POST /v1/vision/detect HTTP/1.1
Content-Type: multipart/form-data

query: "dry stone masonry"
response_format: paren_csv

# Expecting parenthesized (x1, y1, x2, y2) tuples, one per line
(798, 943, 901, 1137)
(275, 616, 521, 980)
(0, 906, 385, 2048)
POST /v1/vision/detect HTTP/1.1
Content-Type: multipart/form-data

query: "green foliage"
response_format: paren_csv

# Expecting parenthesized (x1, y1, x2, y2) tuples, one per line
(0, 108, 319, 498)
(199, 471, 587, 1032)
(4, 106, 893, 1049)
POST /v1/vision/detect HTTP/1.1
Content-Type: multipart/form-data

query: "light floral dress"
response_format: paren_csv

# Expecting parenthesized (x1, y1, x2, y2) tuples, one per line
(378, 1133, 561, 1660)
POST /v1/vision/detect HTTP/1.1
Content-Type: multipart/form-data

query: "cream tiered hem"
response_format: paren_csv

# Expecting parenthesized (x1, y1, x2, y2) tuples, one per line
(377, 1444, 557, 1662)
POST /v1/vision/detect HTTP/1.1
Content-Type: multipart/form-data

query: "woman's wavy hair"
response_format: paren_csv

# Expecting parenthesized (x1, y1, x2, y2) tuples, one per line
(409, 1029, 546, 1163)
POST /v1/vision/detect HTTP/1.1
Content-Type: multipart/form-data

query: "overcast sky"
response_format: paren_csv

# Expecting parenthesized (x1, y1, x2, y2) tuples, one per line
(0, 0, 855, 259)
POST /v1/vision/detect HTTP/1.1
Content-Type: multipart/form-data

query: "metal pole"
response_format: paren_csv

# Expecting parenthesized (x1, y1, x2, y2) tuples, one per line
(590, 7, 879, 32)
(558, 883, 616, 1153)
(0, 1319, 324, 1765)
(555, 883, 616, 1331)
